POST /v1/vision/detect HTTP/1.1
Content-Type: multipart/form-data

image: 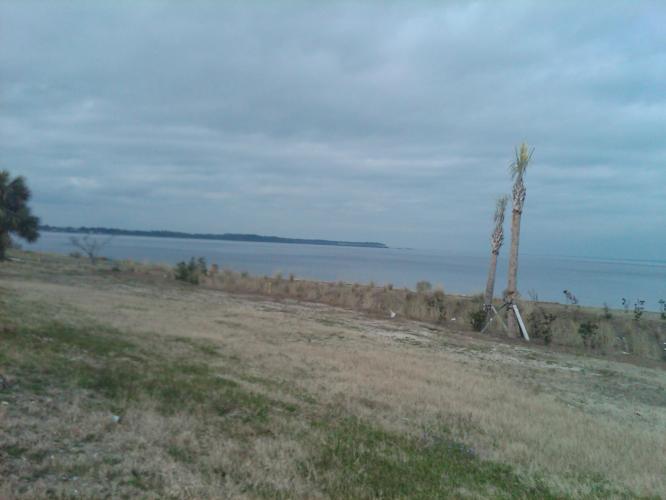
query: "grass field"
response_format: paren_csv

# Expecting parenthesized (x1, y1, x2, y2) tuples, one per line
(1, 251, 665, 498)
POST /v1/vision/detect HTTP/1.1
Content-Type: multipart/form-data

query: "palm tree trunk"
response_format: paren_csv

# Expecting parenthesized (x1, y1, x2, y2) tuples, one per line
(484, 251, 498, 317)
(506, 208, 522, 335)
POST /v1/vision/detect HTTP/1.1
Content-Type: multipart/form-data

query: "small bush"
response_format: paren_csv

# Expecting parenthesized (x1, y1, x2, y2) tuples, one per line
(468, 308, 486, 332)
(416, 281, 432, 293)
(578, 321, 600, 349)
(527, 307, 556, 345)
(174, 257, 207, 285)
(563, 289, 579, 306)
(621, 298, 629, 314)
(426, 290, 447, 323)
(546, 318, 577, 347)
(602, 302, 612, 320)
(633, 299, 645, 322)
(595, 322, 616, 353)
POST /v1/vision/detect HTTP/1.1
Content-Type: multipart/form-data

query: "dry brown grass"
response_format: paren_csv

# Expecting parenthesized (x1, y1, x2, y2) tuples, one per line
(0, 386, 315, 498)
(199, 267, 666, 362)
(1, 251, 666, 498)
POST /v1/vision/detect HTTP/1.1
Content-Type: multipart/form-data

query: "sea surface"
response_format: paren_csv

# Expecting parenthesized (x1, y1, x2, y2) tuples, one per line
(25, 231, 666, 311)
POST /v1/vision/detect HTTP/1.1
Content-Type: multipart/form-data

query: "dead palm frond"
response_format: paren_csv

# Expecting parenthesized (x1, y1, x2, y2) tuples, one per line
(491, 195, 508, 253)
(494, 195, 509, 226)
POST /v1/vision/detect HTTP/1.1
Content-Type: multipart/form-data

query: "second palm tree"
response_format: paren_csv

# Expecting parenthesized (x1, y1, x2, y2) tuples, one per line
(483, 195, 508, 319)
(506, 143, 534, 336)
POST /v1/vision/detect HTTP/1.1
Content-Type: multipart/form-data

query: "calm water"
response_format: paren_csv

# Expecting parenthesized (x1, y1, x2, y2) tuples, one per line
(25, 231, 666, 311)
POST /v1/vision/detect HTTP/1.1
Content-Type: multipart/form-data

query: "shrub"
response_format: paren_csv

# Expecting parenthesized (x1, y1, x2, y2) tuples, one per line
(549, 317, 579, 347)
(426, 290, 447, 323)
(69, 234, 112, 264)
(595, 322, 616, 353)
(578, 321, 600, 349)
(527, 307, 556, 345)
(623, 321, 655, 358)
(602, 302, 612, 320)
(563, 289, 578, 306)
(174, 257, 207, 285)
(416, 281, 432, 293)
(468, 308, 486, 332)
(633, 299, 645, 322)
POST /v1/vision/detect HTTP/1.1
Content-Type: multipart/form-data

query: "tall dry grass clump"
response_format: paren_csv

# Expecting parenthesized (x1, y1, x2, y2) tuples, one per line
(92, 255, 666, 363)
(203, 269, 463, 325)
(194, 266, 666, 362)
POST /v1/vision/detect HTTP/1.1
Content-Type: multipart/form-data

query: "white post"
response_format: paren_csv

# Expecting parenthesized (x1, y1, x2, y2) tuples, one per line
(511, 304, 530, 341)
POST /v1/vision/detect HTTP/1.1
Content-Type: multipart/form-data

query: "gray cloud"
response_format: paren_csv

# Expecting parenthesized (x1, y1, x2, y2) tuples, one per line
(1, 1, 665, 258)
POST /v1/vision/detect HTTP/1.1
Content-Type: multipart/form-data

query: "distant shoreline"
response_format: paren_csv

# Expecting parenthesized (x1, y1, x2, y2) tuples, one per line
(38, 225, 389, 249)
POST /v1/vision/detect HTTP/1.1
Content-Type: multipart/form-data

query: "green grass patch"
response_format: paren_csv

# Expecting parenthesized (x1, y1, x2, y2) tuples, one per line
(0, 320, 286, 424)
(313, 416, 557, 499)
(169, 336, 221, 357)
(167, 444, 197, 464)
(1, 444, 27, 459)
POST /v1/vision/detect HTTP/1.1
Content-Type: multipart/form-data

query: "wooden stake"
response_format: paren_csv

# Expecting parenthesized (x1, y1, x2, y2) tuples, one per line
(511, 304, 530, 341)
(481, 304, 508, 334)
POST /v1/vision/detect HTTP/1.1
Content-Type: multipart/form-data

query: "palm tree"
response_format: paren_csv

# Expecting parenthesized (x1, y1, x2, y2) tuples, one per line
(0, 170, 40, 260)
(506, 143, 534, 336)
(483, 195, 508, 319)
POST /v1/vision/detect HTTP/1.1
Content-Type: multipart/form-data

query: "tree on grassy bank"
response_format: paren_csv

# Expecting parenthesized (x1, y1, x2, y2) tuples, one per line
(0, 170, 39, 260)
(483, 195, 508, 317)
(69, 234, 112, 264)
(506, 143, 534, 336)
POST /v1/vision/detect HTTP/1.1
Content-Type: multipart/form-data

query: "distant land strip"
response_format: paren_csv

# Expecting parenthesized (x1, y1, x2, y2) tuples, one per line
(39, 225, 388, 249)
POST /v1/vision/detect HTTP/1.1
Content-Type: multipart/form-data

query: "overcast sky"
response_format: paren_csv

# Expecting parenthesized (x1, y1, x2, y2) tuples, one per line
(1, 1, 664, 258)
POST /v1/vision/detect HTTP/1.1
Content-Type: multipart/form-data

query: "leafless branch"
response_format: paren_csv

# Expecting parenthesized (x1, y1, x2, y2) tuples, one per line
(69, 234, 112, 264)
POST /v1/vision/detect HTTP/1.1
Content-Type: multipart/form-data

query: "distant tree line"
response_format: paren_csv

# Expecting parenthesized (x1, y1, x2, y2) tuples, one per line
(39, 225, 388, 249)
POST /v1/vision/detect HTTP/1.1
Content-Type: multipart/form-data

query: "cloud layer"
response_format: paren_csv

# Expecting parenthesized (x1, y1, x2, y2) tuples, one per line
(2, 1, 665, 258)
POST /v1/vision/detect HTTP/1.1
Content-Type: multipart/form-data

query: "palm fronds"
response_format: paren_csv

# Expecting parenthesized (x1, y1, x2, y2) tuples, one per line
(494, 195, 509, 225)
(509, 143, 534, 180)
(491, 195, 508, 253)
